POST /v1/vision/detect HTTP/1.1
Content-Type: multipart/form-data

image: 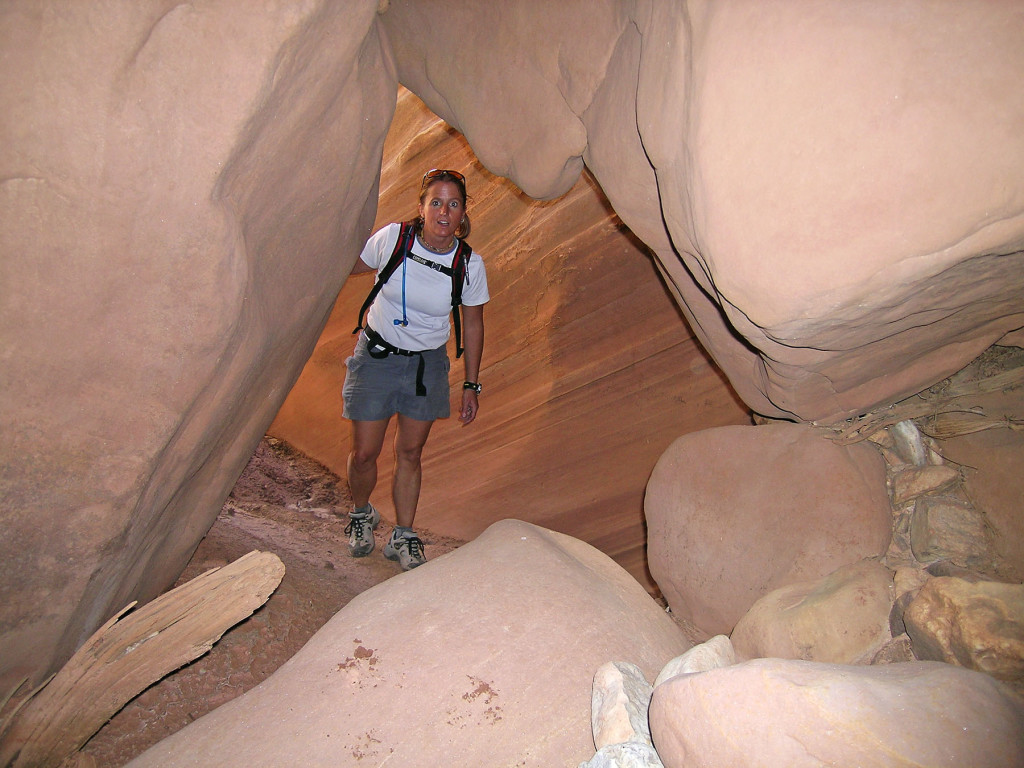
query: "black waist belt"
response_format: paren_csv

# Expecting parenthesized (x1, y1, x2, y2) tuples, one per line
(364, 325, 427, 396)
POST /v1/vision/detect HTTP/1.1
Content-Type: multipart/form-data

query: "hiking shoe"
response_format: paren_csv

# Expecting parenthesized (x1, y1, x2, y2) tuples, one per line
(383, 531, 427, 571)
(344, 505, 380, 557)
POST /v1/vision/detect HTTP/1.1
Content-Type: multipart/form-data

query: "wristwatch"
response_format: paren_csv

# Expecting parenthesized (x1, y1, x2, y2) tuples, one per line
(463, 381, 482, 394)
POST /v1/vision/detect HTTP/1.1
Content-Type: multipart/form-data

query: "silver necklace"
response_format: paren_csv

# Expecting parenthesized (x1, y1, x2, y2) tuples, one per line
(417, 233, 454, 254)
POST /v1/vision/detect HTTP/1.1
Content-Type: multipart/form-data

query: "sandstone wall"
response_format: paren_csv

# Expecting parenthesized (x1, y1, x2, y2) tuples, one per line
(269, 89, 751, 591)
(3, 0, 1022, 695)
(381, 0, 1024, 421)
(1, 1, 394, 690)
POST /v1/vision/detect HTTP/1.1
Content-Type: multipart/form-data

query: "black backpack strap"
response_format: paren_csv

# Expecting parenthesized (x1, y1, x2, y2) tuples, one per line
(353, 221, 417, 336)
(354, 222, 474, 361)
(450, 239, 472, 359)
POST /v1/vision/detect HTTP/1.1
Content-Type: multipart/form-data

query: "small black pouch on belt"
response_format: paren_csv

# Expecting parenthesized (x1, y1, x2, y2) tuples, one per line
(363, 326, 427, 396)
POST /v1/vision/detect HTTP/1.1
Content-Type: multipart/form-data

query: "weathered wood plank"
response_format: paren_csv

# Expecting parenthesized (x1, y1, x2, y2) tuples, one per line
(0, 550, 284, 768)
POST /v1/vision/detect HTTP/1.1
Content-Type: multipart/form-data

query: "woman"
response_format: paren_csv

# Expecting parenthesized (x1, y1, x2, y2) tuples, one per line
(342, 169, 488, 570)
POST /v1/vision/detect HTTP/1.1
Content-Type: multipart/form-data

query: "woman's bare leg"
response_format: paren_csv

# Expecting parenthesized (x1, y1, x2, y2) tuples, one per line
(392, 414, 434, 528)
(347, 418, 390, 507)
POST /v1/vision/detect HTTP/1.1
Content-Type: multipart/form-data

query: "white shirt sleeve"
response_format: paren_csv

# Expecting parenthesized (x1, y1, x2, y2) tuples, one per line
(462, 251, 489, 307)
(358, 223, 401, 271)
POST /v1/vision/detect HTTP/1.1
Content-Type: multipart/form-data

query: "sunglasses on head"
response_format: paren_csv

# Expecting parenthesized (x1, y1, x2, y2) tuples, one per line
(422, 168, 466, 185)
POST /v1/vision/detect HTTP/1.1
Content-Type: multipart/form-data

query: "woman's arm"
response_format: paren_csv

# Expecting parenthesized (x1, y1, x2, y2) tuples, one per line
(351, 224, 397, 275)
(459, 303, 485, 425)
(350, 256, 375, 275)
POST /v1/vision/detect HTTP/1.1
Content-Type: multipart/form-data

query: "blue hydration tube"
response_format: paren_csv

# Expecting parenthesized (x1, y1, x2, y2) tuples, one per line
(394, 254, 409, 326)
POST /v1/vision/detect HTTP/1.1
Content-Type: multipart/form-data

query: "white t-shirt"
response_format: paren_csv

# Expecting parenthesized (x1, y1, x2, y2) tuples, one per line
(359, 222, 489, 351)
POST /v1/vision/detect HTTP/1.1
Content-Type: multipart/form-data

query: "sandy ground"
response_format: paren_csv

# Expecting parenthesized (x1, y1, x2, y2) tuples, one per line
(79, 437, 466, 767)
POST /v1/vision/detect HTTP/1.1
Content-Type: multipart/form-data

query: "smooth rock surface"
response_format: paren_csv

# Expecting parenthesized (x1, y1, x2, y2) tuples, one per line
(730, 559, 894, 665)
(1, 0, 395, 691)
(125, 520, 690, 767)
(649, 658, 1024, 768)
(646, 423, 892, 635)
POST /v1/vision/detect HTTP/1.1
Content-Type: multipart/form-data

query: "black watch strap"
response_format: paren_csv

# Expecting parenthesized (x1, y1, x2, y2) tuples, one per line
(463, 381, 482, 394)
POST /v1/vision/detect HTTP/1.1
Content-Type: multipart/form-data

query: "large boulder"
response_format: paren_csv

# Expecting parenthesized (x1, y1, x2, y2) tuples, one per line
(730, 559, 894, 664)
(631, 1, 1024, 423)
(649, 658, 1024, 768)
(0, 0, 394, 691)
(125, 520, 689, 767)
(382, 1, 1024, 422)
(646, 423, 892, 635)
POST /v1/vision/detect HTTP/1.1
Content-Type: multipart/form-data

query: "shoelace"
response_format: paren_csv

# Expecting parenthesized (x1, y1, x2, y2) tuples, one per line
(345, 515, 370, 539)
(402, 535, 425, 560)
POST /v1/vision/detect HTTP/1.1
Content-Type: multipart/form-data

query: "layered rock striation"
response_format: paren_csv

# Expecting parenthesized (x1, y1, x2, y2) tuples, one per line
(2, 2, 1022, 740)
(268, 88, 751, 592)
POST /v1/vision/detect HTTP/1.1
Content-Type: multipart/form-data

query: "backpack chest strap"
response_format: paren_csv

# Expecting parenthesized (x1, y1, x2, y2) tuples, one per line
(406, 252, 453, 276)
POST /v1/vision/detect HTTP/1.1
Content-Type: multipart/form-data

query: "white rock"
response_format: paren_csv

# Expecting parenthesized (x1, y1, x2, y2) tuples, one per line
(654, 635, 735, 687)
(591, 662, 653, 749)
(579, 741, 664, 768)
(892, 420, 929, 466)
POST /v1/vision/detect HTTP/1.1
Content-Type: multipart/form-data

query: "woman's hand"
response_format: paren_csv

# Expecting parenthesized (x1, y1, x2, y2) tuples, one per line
(459, 389, 479, 425)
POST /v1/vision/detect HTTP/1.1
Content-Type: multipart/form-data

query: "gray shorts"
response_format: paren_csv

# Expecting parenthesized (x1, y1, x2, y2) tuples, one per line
(342, 332, 451, 422)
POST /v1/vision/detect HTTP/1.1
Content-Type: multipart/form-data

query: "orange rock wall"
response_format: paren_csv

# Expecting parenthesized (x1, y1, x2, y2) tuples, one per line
(269, 90, 751, 590)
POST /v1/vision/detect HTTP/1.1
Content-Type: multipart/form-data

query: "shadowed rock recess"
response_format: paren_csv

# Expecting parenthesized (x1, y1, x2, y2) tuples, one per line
(2, 1, 1023, 766)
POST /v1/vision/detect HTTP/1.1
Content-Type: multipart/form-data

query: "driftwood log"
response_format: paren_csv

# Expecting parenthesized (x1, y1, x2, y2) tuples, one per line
(0, 550, 285, 768)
